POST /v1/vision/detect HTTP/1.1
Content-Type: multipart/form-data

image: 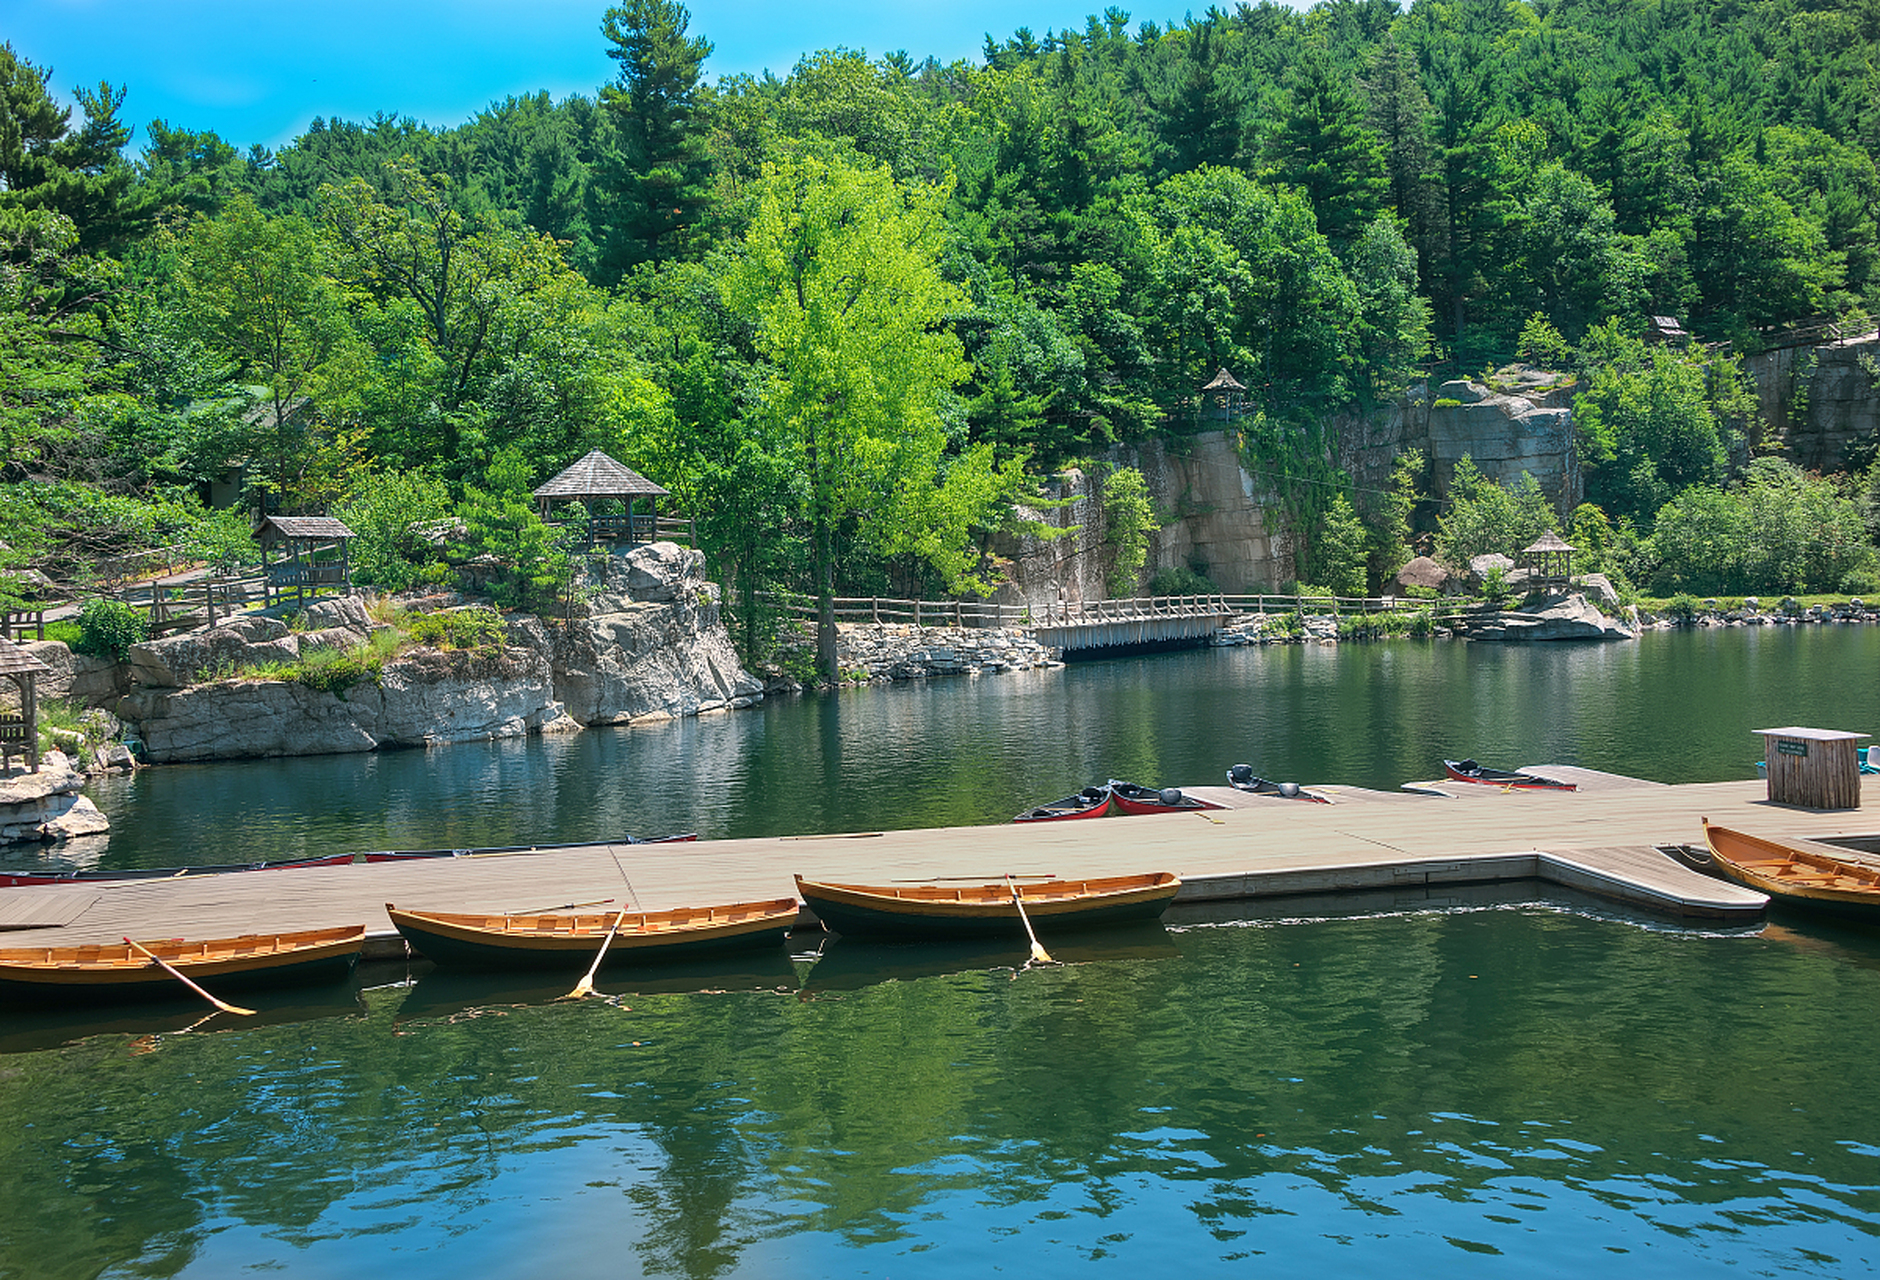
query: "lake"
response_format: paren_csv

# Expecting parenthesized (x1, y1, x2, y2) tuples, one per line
(2, 626, 1878, 1277)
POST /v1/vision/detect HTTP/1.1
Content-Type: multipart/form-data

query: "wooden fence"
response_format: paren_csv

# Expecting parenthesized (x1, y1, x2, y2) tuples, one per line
(117, 575, 270, 635)
(758, 591, 1475, 630)
(2, 610, 45, 642)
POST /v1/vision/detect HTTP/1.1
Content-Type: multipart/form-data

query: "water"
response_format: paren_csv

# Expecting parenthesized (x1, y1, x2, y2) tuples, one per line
(54, 624, 1880, 869)
(4, 626, 1880, 1275)
(4, 904, 1880, 1277)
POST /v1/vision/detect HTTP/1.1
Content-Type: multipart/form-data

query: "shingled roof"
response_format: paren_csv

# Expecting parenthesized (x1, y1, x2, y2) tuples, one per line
(1200, 368, 1247, 393)
(533, 450, 669, 500)
(259, 516, 356, 540)
(1522, 531, 1575, 554)
(0, 636, 52, 677)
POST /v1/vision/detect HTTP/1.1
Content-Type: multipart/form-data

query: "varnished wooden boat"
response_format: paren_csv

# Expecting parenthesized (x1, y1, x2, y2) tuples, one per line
(1105, 780, 1226, 815)
(1443, 759, 1577, 791)
(385, 898, 800, 969)
(1013, 787, 1114, 822)
(795, 871, 1181, 940)
(0, 926, 368, 1005)
(1225, 764, 1331, 803)
(1701, 820, 1880, 918)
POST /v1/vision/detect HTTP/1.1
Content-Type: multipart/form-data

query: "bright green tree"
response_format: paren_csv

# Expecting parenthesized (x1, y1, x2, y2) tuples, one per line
(722, 155, 1011, 683)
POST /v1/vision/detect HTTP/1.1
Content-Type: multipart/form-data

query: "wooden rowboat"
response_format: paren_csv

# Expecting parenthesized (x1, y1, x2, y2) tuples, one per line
(0, 926, 368, 1005)
(1105, 780, 1226, 816)
(1701, 820, 1880, 918)
(1443, 759, 1577, 791)
(385, 899, 800, 969)
(795, 872, 1181, 940)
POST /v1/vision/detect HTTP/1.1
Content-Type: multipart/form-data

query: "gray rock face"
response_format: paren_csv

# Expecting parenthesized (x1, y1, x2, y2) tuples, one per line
(119, 646, 574, 762)
(113, 542, 766, 761)
(0, 752, 108, 845)
(22, 641, 127, 705)
(1461, 592, 1639, 642)
(831, 625, 1060, 680)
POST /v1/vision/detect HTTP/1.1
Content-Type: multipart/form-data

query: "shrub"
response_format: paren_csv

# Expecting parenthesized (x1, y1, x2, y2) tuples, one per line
(74, 598, 150, 661)
(403, 607, 506, 651)
(292, 646, 383, 695)
(1666, 593, 1701, 624)
(1148, 566, 1217, 595)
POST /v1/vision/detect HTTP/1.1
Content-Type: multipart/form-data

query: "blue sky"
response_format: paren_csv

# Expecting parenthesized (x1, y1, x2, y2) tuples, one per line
(4, 0, 1158, 152)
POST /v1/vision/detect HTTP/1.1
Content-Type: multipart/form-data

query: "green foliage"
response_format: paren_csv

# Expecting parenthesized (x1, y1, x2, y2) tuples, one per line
(74, 598, 149, 660)
(402, 607, 507, 651)
(1517, 314, 1572, 367)
(1434, 456, 1557, 567)
(1102, 466, 1157, 597)
(1148, 565, 1216, 595)
(458, 448, 576, 612)
(1647, 458, 1875, 595)
(1665, 594, 1701, 624)
(1482, 563, 1511, 605)
(1310, 493, 1371, 598)
(334, 467, 452, 591)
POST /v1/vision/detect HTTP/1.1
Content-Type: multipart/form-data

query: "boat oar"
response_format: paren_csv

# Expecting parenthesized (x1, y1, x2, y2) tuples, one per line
(560, 908, 628, 1000)
(1006, 874, 1053, 965)
(123, 937, 255, 1017)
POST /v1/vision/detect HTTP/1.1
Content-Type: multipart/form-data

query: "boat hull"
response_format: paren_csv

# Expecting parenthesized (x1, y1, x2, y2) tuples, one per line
(1012, 789, 1114, 822)
(386, 899, 799, 969)
(796, 873, 1181, 940)
(1702, 822, 1880, 919)
(1442, 760, 1577, 791)
(0, 927, 367, 1006)
(1105, 781, 1226, 816)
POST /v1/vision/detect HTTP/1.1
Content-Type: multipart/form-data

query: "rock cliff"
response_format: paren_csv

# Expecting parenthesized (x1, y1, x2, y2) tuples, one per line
(102, 542, 764, 763)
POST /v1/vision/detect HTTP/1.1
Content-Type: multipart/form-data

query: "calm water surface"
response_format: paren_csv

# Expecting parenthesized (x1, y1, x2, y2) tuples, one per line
(55, 624, 1880, 868)
(3, 627, 1879, 1276)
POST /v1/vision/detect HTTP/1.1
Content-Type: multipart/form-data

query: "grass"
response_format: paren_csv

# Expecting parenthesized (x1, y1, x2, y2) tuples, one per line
(198, 603, 505, 695)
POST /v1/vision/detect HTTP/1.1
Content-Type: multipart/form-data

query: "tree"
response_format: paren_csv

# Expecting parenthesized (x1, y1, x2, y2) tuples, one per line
(1435, 455, 1557, 566)
(176, 194, 353, 504)
(1102, 465, 1156, 596)
(593, 0, 715, 278)
(1264, 48, 1388, 249)
(0, 208, 114, 469)
(721, 155, 1010, 683)
(1573, 329, 1735, 524)
(0, 44, 146, 251)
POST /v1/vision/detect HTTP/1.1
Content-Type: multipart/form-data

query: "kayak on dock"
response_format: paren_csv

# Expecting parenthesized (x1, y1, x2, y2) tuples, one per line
(1700, 820, 1880, 918)
(385, 898, 800, 969)
(1105, 780, 1226, 815)
(794, 872, 1181, 940)
(0, 926, 368, 1005)
(1442, 759, 1578, 791)
(1225, 764, 1330, 803)
(1013, 787, 1114, 822)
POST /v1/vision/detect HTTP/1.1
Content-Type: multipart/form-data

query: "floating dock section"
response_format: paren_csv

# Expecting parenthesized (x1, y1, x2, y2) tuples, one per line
(2, 767, 1867, 957)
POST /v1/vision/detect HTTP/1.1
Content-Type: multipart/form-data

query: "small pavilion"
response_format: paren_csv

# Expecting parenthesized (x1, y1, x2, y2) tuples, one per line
(1198, 368, 1249, 425)
(0, 636, 53, 773)
(259, 516, 356, 610)
(1520, 532, 1575, 591)
(533, 450, 673, 547)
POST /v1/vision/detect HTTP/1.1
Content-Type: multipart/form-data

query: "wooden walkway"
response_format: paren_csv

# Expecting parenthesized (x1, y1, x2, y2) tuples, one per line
(3, 768, 1872, 957)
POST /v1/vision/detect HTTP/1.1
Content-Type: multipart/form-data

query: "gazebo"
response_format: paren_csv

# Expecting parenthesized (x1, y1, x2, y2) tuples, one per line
(1520, 532, 1575, 589)
(259, 516, 356, 609)
(1198, 368, 1248, 425)
(533, 450, 673, 547)
(0, 635, 53, 773)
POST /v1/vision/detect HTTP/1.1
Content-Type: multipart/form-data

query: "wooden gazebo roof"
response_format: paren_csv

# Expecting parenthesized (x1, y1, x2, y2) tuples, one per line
(1522, 532, 1575, 555)
(1200, 368, 1247, 394)
(533, 450, 669, 502)
(0, 636, 52, 677)
(259, 516, 356, 541)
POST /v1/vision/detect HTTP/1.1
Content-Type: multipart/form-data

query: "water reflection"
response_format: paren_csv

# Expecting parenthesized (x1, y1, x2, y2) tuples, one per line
(3, 905, 1879, 1277)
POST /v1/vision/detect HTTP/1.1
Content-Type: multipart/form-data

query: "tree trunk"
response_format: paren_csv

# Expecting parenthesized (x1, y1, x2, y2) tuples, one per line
(816, 516, 837, 685)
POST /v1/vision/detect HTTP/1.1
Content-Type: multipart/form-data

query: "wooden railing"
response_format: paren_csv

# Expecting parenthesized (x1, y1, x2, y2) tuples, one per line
(755, 591, 1474, 630)
(93, 543, 198, 588)
(2, 609, 45, 642)
(118, 575, 270, 635)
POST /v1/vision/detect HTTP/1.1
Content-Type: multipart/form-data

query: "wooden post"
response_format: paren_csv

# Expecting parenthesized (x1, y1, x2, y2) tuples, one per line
(1756, 727, 1868, 810)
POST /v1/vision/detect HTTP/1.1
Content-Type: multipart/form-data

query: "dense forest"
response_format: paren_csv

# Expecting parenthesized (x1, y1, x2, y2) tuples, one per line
(6, 0, 1880, 677)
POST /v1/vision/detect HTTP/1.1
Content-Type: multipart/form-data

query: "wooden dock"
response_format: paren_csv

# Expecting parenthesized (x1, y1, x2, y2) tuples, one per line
(2, 767, 1871, 957)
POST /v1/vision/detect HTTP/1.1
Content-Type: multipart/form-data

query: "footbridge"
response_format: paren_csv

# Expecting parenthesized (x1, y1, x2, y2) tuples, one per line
(1029, 596, 1236, 657)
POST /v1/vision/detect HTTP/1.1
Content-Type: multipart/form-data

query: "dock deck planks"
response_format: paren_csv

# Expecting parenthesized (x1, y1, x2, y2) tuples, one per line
(3, 772, 1868, 951)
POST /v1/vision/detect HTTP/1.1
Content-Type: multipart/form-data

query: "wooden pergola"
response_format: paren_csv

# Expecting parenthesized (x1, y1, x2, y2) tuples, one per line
(0, 636, 53, 773)
(1520, 531, 1575, 589)
(259, 516, 356, 610)
(533, 450, 673, 547)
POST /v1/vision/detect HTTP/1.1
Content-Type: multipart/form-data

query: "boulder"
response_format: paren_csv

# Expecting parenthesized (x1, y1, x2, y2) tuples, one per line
(0, 751, 109, 845)
(1466, 592, 1639, 642)
(622, 541, 705, 603)
(554, 589, 763, 723)
(127, 616, 297, 688)
(22, 640, 129, 707)
(303, 595, 373, 634)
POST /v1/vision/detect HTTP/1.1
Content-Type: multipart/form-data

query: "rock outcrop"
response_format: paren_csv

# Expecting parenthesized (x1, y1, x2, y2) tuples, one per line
(0, 752, 109, 844)
(1456, 592, 1640, 642)
(832, 625, 1059, 681)
(109, 541, 766, 763)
